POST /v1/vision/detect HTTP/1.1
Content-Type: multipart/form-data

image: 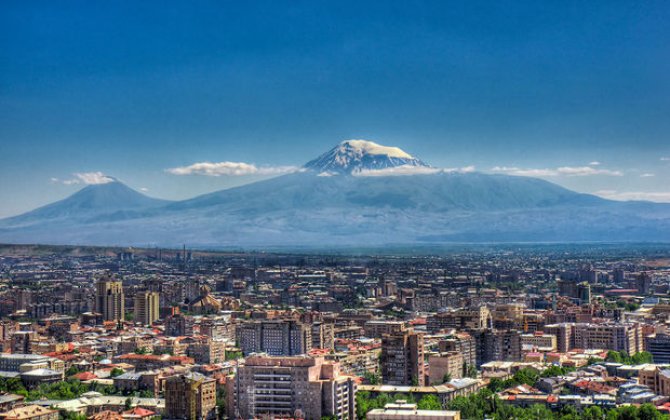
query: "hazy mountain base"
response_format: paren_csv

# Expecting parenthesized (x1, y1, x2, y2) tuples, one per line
(1, 172, 669, 247)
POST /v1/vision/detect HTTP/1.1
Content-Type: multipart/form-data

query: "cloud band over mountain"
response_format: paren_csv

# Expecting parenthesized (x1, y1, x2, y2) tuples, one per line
(167, 162, 303, 176)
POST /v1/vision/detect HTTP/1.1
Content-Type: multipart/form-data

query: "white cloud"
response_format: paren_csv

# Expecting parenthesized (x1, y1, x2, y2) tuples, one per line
(445, 165, 476, 174)
(140, 187, 149, 192)
(640, 173, 655, 178)
(594, 190, 670, 203)
(73, 172, 115, 184)
(491, 166, 623, 177)
(556, 166, 623, 176)
(166, 161, 303, 177)
(354, 165, 476, 177)
(52, 172, 115, 185)
(588, 161, 601, 166)
(661, 157, 670, 161)
(491, 166, 558, 177)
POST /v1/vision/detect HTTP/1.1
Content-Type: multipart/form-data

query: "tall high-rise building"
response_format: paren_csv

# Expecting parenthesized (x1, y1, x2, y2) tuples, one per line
(645, 333, 670, 364)
(95, 278, 124, 322)
(165, 313, 194, 337)
(576, 282, 592, 305)
(164, 372, 217, 420)
(558, 280, 591, 305)
(134, 291, 160, 326)
(381, 330, 425, 386)
(231, 354, 356, 420)
(311, 322, 335, 350)
(439, 332, 476, 369)
(543, 323, 573, 353)
(237, 320, 311, 356)
(636, 273, 652, 295)
(479, 329, 522, 364)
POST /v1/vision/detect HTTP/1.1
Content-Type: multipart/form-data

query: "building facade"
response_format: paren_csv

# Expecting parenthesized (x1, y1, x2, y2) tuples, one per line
(164, 372, 217, 420)
(95, 278, 125, 322)
(134, 291, 160, 326)
(428, 351, 464, 384)
(237, 320, 311, 356)
(232, 354, 356, 420)
(381, 330, 425, 386)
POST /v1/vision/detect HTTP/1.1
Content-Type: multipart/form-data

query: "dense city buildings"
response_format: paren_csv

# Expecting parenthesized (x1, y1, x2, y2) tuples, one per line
(0, 244, 669, 419)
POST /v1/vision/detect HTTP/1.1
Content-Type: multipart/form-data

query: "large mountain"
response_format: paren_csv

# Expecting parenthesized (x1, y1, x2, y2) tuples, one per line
(1, 140, 669, 247)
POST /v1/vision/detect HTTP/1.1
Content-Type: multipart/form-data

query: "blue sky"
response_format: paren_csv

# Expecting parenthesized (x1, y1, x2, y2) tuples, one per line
(1, 1, 669, 217)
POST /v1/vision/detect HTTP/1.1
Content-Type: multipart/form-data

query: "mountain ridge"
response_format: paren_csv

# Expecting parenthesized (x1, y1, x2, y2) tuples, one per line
(1, 140, 669, 246)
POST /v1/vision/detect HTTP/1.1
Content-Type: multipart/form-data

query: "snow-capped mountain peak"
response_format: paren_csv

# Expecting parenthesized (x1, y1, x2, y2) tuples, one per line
(304, 139, 430, 174)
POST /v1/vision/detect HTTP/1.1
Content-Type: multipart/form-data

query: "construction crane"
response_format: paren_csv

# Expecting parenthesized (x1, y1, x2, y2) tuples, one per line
(189, 378, 204, 420)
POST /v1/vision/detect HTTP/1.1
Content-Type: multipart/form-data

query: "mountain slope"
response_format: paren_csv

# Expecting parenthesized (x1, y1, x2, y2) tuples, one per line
(0, 141, 669, 247)
(0, 180, 170, 228)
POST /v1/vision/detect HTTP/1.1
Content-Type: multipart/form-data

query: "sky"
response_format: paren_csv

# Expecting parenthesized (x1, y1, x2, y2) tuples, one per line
(1, 0, 669, 217)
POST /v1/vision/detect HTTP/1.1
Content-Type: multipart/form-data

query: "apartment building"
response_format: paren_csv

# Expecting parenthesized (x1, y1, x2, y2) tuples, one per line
(231, 354, 356, 420)
(164, 372, 217, 420)
(134, 291, 160, 326)
(364, 320, 406, 339)
(95, 278, 125, 322)
(381, 330, 425, 386)
(428, 351, 464, 384)
(645, 333, 670, 364)
(427, 307, 492, 333)
(520, 332, 557, 352)
(237, 319, 311, 356)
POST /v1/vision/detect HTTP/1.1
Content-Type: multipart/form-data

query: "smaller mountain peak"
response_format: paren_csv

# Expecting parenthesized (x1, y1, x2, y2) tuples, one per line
(304, 139, 429, 174)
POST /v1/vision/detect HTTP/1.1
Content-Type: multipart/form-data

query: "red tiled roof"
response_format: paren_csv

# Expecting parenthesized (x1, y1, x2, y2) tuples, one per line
(72, 371, 98, 381)
(123, 407, 155, 417)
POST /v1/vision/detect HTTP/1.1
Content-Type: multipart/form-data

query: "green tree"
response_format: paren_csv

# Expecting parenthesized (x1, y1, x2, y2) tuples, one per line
(631, 352, 654, 365)
(512, 368, 539, 386)
(417, 395, 442, 410)
(619, 405, 642, 420)
(559, 404, 580, 420)
(583, 406, 604, 420)
(363, 371, 380, 385)
(488, 377, 505, 392)
(606, 350, 623, 363)
(541, 365, 575, 378)
(216, 387, 226, 419)
(110, 368, 125, 377)
(225, 351, 243, 361)
(639, 403, 664, 420)
(466, 364, 478, 378)
(65, 366, 80, 376)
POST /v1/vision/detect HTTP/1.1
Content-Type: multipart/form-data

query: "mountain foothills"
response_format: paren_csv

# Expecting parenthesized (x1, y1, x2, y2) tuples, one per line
(1, 140, 669, 247)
